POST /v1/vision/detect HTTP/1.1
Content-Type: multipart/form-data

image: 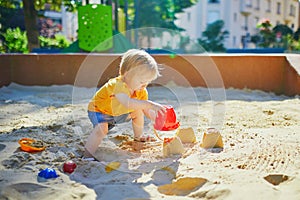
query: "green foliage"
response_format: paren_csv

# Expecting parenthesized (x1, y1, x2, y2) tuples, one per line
(131, 0, 198, 30)
(197, 20, 229, 52)
(0, 0, 79, 51)
(1, 27, 70, 53)
(39, 34, 70, 48)
(273, 24, 293, 36)
(117, 0, 198, 49)
(0, 7, 25, 33)
(281, 34, 294, 50)
(255, 19, 275, 48)
(293, 38, 300, 51)
(33, 0, 81, 12)
(279, 34, 300, 52)
(1, 0, 197, 52)
(271, 24, 294, 49)
(251, 21, 300, 51)
(250, 35, 260, 46)
(0, 0, 80, 12)
(0, 41, 5, 53)
(2, 27, 29, 53)
(0, 0, 22, 9)
(293, 28, 300, 40)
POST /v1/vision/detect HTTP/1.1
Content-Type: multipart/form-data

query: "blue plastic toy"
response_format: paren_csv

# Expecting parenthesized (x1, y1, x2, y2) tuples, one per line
(38, 168, 59, 179)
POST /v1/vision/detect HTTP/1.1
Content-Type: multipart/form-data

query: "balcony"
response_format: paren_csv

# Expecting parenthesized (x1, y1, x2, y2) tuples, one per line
(240, 0, 252, 16)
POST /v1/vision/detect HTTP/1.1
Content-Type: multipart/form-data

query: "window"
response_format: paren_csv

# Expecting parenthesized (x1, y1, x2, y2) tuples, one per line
(255, 0, 260, 10)
(266, 0, 271, 13)
(187, 12, 191, 22)
(234, 13, 237, 22)
(254, 17, 259, 26)
(276, 2, 281, 14)
(208, 0, 220, 3)
(290, 5, 295, 16)
(233, 36, 236, 47)
(246, 0, 252, 7)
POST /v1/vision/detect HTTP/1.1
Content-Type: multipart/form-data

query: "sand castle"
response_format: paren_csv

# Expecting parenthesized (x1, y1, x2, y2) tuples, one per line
(161, 127, 196, 157)
(175, 127, 197, 143)
(163, 136, 184, 157)
(200, 128, 224, 148)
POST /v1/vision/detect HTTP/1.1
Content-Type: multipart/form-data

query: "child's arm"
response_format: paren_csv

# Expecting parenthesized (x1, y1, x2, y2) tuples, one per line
(115, 93, 165, 116)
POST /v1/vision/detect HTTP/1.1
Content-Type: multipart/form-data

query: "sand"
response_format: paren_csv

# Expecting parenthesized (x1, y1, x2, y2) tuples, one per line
(0, 82, 300, 200)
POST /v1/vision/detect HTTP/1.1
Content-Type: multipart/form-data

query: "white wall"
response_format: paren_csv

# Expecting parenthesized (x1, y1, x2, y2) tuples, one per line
(175, 0, 299, 49)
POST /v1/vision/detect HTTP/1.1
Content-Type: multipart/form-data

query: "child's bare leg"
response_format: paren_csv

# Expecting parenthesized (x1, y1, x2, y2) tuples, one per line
(130, 109, 144, 140)
(144, 109, 156, 122)
(84, 123, 108, 157)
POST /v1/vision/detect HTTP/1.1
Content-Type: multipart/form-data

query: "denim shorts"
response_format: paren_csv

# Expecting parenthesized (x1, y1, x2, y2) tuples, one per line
(88, 111, 131, 130)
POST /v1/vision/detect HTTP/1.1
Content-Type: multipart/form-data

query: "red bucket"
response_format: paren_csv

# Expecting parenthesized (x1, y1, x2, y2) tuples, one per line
(154, 105, 180, 131)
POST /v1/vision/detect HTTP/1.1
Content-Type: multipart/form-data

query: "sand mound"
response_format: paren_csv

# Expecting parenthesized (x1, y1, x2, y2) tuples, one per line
(1, 84, 300, 199)
(1, 182, 95, 199)
(158, 177, 208, 196)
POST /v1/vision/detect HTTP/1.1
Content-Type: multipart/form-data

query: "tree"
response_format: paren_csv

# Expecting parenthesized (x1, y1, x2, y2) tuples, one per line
(1, 0, 197, 52)
(273, 24, 293, 36)
(272, 24, 293, 48)
(197, 20, 229, 52)
(294, 28, 300, 41)
(22, 0, 39, 51)
(117, 0, 197, 47)
(0, 5, 25, 31)
(117, 0, 197, 30)
(0, 0, 78, 52)
(255, 18, 275, 48)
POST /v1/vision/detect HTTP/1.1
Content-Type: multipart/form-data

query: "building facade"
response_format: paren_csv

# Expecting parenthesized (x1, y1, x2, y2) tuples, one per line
(176, 0, 299, 49)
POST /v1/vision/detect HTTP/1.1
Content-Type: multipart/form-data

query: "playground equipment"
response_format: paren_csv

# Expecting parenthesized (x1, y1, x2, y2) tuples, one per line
(76, 3, 133, 53)
(78, 4, 113, 52)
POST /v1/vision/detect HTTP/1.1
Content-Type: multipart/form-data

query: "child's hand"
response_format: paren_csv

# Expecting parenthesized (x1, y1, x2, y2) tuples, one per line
(150, 102, 166, 116)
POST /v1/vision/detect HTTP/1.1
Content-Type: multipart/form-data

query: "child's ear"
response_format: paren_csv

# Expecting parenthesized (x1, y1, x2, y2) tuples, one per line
(122, 71, 128, 79)
(122, 71, 131, 84)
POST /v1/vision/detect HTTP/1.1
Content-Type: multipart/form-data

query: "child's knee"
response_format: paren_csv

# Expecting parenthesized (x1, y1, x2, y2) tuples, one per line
(93, 123, 108, 135)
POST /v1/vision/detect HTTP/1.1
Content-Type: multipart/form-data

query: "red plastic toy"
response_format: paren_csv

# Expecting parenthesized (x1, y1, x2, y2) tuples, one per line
(63, 160, 77, 173)
(154, 105, 180, 131)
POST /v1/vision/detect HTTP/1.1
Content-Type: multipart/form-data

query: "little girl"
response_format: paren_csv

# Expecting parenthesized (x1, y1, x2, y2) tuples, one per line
(84, 49, 166, 159)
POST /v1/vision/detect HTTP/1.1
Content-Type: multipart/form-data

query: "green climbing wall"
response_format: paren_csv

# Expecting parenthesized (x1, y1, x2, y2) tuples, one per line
(78, 4, 113, 52)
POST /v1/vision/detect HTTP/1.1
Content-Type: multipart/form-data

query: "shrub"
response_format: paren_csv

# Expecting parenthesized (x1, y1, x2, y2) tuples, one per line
(197, 20, 229, 52)
(0, 40, 5, 53)
(39, 34, 70, 49)
(256, 18, 275, 48)
(2, 27, 29, 53)
(1, 27, 71, 53)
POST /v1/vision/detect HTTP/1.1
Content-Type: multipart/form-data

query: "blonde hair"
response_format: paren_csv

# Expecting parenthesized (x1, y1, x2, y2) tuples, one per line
(119, 49, 161, 79)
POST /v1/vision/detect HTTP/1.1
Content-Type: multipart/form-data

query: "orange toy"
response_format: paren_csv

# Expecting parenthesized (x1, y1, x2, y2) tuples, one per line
(18, 138, 46, 152)
(163, 137, 174, 144)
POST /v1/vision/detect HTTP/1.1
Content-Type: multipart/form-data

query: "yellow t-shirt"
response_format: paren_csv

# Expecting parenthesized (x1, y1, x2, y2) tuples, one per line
(88, 76, 148, 116)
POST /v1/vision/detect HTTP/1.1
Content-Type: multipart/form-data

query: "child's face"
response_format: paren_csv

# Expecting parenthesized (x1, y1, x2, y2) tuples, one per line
(124, 68, 155, 91)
